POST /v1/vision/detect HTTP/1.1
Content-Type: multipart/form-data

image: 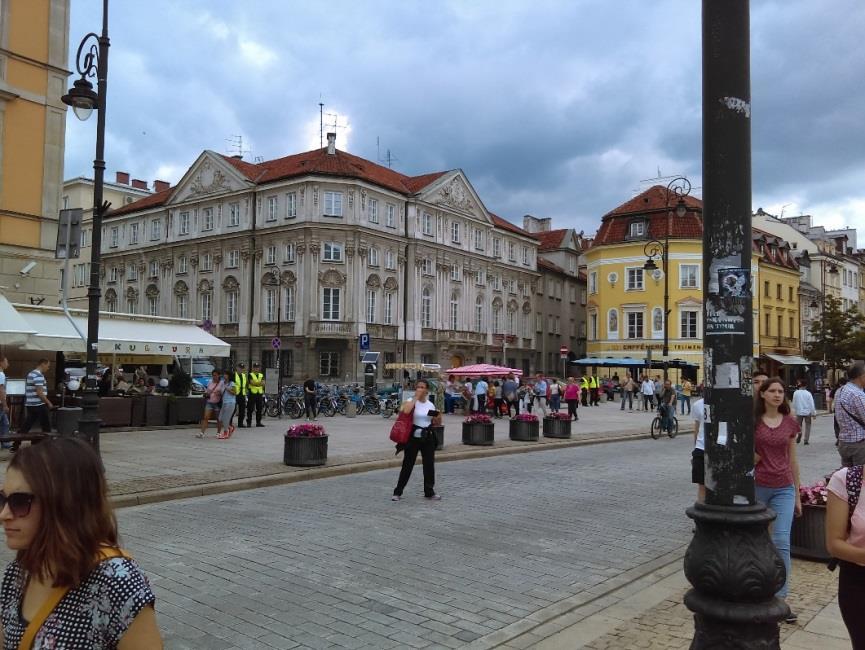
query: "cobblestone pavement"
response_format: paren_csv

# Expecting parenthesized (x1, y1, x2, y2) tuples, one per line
(3, 398, 655, 499)
(0, 416, 843, 649)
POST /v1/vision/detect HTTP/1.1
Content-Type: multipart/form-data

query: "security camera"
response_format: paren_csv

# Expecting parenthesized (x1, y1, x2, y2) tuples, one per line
(19, 261, 37, 276)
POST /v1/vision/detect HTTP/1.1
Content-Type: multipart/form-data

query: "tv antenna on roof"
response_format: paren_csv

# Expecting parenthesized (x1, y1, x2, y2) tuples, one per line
(226, 135, 250, 159)
(376, 136, 399, 168)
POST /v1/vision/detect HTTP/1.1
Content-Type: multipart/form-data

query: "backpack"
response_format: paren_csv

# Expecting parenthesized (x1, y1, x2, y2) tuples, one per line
(829, 464, 863, 571)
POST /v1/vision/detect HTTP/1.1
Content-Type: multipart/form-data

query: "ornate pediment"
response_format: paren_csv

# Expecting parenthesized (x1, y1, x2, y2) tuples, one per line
(145, 284, 159, 298)
(173, 280, 189, 296)
(319, 269, 346, 287)
(281, 270, 296, 285)
(189, 161, 229, 196)
(366, 274, 382, 289)
(198, 279, 212, 293)
(167, 152, 251, 204)
(384, 276, 399, 291)
(222, 275, 240, 291)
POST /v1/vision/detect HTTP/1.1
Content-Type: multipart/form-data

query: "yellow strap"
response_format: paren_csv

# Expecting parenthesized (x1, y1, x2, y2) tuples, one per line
(17, 548, 129, 650)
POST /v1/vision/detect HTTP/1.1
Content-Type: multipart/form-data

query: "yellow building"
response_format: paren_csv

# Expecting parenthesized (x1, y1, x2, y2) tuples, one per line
(0, 0, 70, 302)
(584, 187, 802, 383)
(584, 186, 704, 380)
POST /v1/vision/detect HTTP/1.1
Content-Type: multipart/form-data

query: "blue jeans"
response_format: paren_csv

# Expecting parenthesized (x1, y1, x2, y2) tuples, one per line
(0, 410, 8, 435)
(680, 395, 690, 414)
(755, 484, 795, 598)
(659, 404, 674, 431)
(620, 392, 633, 410)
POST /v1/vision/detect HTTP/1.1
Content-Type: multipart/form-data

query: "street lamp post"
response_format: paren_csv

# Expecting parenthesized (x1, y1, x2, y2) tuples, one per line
(643, 176, 691, 381)
(684, 2, 788, 646)
(61, 0, 110, 453)
(810, 259, 839, 383)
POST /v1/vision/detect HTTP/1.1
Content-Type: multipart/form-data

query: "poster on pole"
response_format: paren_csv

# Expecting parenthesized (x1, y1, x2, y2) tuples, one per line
(705, 259, 750, 336)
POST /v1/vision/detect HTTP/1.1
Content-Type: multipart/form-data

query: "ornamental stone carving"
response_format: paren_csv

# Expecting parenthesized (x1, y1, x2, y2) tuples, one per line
(309, 242, 321, 256)
(173, 280, 189, 296)
(299, 186, 305, 207)
(384, 277, 399, 291)
(261, 272, 278, 286)
(190, 256, 198, 268)
(507, 299, 519, 311)
(138, 262, 146, 274)
(222, 275, 240, 291)
(145, 284, 159, 298)
(189, 161, 229, 196)
(296, 243, 306, 257)
(366, 274, 382, 289)
(254, 249, 263, 260)
(281, 270, 296, 285)
(319, 269, 346, 287)
(313, 186, 319, 206)
(198, 279, 212, 292)
(348, 190, 354, 208)
(213, 254, 222, 267)
(105, 288, 117, 301)
(125, 287, 138, 300)
(241, 249, 251, 261)
(160, 259, 173, 271)
(522, 301, 532, 314)
(492, 296, 503, 308)
(360, 188, 366, 210)
(345, 245, 355, 259)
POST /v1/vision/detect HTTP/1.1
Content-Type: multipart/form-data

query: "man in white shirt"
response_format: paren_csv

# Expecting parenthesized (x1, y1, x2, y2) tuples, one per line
(474, 377, 489, 415)
(791, 379, 817, 445)
(691, 396, 705, 502)
(533, 374, 549, 417)
(641, 377, 655, 411)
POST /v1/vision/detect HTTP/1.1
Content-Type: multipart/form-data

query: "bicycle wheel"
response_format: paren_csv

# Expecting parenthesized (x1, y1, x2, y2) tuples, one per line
(288, 402, 303, 419)
(265, 399, 280, 418)
(668, 417, 679, 438)
(381, 403, 394, 418)
(335, 398, 347, 415)
(365, 398, 381, 415)
(650, 417, 662, 439)
(319, 400, 335, 417)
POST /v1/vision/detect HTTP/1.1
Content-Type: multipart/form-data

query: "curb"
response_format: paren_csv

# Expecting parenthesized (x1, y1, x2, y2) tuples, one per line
(110, 428, 654, 509)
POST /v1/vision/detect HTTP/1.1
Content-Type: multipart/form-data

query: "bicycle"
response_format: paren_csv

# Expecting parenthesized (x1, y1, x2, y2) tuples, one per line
(650, 407, 679, 439)
(379, 392, 401, 418)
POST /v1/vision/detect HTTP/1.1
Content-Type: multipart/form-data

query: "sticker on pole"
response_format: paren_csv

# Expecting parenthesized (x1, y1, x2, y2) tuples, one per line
(705, 264, 751, 336)
(271, 337, 281, 350)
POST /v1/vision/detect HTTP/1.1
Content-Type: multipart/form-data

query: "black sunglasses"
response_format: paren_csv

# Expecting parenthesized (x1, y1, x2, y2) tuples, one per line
(0, 491, 36, 518)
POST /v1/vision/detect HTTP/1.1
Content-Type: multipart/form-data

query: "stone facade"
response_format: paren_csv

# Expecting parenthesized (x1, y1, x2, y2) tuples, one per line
(100, 138, 540, 381)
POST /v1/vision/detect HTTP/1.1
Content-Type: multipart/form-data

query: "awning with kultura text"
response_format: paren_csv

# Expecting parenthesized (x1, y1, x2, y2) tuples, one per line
(7, 303, 230, 357)
(763, 353, 811, 366)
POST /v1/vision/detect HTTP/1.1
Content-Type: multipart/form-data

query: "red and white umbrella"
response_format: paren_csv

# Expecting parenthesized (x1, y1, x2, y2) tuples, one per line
(445, 363, 523, 377)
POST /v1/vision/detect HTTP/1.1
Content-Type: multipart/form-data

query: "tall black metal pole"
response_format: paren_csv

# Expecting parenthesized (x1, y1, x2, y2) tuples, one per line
(77, 0, 110, 454)
(276, 275, 282, 406)
(662, 229, 670, 381)
(684, 1, 789, 646)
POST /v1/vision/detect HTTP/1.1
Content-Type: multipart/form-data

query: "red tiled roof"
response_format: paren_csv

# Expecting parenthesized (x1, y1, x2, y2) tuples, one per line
(536, 229, 567, 251)
(404, 171, 447, 193)
(753, 228, 799, 271)
(593, 186, 704, 246)
(489, 213, 536, 238)
(109, 187, 174, 216)
(538, 257, 566, 274)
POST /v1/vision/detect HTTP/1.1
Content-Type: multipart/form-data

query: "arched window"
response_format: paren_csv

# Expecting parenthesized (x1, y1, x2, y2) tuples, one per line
(450, 292, 459, 330)
(475, 296, 484, 331)
(507, 309, 515, 335)
(105, 289, 117, 313)
(493, 305, 502, 333)
(421, 287, 432, 328)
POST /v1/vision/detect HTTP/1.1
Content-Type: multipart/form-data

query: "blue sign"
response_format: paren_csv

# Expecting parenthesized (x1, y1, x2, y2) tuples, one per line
(359, 333, 370, 351)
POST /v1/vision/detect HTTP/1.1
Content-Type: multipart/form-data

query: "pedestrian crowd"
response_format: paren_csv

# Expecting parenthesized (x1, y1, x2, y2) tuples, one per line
(196, 362, 265, 438)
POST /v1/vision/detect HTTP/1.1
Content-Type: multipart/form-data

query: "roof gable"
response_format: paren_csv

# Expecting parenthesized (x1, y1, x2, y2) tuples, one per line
(167, 151, 255, 205)
(415, 170, 491, 222)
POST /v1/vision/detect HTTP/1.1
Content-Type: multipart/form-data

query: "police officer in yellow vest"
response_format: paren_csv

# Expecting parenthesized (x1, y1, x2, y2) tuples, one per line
(579, 375, 590, 407)
(589, 375, 600, 406)
(247, 362, 265, 427)
(233, 362, 249, 428)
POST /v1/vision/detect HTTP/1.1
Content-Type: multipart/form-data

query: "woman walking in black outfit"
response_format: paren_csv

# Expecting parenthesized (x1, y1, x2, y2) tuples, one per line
(392, 380, 442, 501)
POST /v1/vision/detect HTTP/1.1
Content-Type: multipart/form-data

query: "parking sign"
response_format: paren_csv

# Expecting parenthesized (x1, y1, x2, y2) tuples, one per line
(359, 333, 370, 351)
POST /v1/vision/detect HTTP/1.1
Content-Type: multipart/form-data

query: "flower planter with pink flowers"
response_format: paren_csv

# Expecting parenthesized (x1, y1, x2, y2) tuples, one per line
(284, 423, 328, 466)
(462, 414, 494, 446)
(509, 413, 539, 441)
(542, 413, 572, 438)
(791, 480, 830, 561)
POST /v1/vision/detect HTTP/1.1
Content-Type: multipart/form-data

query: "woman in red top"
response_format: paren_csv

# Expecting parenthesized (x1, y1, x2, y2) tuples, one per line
(754, 377, 802, 623)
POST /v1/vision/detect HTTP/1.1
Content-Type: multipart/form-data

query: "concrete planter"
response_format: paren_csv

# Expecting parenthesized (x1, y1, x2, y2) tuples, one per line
(168, 396, 205, 425)
(144, 395, 168, 427)
(462, 422, 494, 446)
(509, 419, 539, 441)
(284, 434, 329, 467)
(130, 397, 146, 427)
(98, 397, 132, 428)
(431, 425, 444, 451)
(791, 504, 830, 562)
(542, 417, 572, 439)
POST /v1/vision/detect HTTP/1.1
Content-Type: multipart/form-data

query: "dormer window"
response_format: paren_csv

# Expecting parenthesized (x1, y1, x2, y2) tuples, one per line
(627, 220, 647, 239)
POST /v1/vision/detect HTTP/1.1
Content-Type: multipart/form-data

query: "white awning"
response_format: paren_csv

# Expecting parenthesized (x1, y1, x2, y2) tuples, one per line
(0, 294, 38, 346)
(764, 353, 811, 366)
(10, 304, 230, 357)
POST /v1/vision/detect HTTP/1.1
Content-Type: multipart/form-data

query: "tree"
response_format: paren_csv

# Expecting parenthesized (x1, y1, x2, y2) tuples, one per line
(805, 295, 862, 379)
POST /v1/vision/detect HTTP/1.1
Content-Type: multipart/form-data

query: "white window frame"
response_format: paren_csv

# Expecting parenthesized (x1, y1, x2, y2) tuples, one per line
(267, 196, 278, 222)
(324, 191, 343, 217)
(286, 192, 297, 218)
(320, 352, 339, 377)
(202, 207, 214, 231)
(322, 287, 341, 321)
(421, 288, 432, 328)
(474, 229, 484, 251)
(422, 259, 433, 275)
(323, 242, 344, 263)
(178, 212, 189, 236)
(284, 286, 295, 321)
(201, 253, 212, 271)
(476, 270, 484, 286)
(589, 272, 598, 294)
(366, 290, 377, 323)
(386, 204, 396, 228)
(226, 291, 238, 323)
(150, 219, 161, 241)
(680, 264, 699, 289)
(475, 296, 483, 331)
(680, 309, 699, 339)
(264, 288, 276, 322)
(110, 227, 118, 248)
(149, 261, 159, 278)
(129, 223, 139, 244)
(200, 292, 212, 321)
(450, 292, 459, 329)
(126, 298, 137, 314)
(422, 212, 433, 235)
(522, 246, 529, 265)
(227, 250, 239, 269)
(266, 245, 277, 266)
(508, 242, 516, 262)
(176, 293, 188, 319)
(368, 198, 378, 223)
(369, 247, 379, 267)
(625, 267, 644, 291)
(108, 266, 118, 283)
(284, 243, 295, 264)
(128, 264, 138, 281)
(177, 255, 188, 274)
(626, 310, 644, 339)
(493, 238, 502, 258)
(451, 221, 461, 244)
(148, 295, 159, 317)
(628, 221, 645, 238)
(384, 250, 395, 270)
(384, 292, 394, 325)
(228, 202, 240, 227)
(451, 265, 460, 281)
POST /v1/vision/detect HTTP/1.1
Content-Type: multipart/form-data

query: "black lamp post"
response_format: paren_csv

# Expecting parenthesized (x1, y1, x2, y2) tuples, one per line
(61, 0, 110, 453)
(643, 176, 691, 381)
(809, 260, 839, 382)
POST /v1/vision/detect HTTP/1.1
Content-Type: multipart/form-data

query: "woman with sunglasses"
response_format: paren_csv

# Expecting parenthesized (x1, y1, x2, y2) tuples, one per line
(0, 438, 161, 648)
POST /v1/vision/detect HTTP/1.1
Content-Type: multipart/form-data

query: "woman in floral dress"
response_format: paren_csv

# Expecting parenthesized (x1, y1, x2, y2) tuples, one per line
(0, 438, 161, 648)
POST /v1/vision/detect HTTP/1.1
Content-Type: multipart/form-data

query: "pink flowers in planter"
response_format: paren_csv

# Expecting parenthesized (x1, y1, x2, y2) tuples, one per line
(545, 412, 571, 421)
(799, 480, 828, 506)
(464, 414, 493, 424)
(514, 413, 538, 422)
(286, 423, 326, 438)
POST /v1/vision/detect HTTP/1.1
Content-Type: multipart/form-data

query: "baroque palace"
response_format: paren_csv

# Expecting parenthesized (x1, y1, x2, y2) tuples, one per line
(99, 134, 551, 380)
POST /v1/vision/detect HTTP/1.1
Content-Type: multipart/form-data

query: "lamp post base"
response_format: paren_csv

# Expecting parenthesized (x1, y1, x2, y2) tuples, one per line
(76, 386, 101, 454)
(684, 502, 788, 649)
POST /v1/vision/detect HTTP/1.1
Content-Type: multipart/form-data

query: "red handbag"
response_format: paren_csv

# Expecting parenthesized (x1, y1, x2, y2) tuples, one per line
(389, 407, 414, 445)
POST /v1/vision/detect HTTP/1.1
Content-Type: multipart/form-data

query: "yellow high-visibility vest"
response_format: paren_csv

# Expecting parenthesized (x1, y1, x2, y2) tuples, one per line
(248, 372, 264, 394)
(234, 372, 248, 396)
(580, 377, 589, 390)
(589, 376, 598, 389)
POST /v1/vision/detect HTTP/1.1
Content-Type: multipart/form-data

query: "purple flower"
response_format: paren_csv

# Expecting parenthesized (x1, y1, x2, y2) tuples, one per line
(286, 423, 326, 438)
(514, 413, 538, 422)
(464, 414, 493, 424)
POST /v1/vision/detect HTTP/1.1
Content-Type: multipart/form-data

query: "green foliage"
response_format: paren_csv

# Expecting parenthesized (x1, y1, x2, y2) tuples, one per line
(168, 368, 193, 397)
(805, 295, 863, 371)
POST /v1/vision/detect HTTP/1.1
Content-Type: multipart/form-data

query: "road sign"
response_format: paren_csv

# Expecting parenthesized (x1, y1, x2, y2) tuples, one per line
(271, 337, 282, 350)
(359, 333, 370, 351)
(55, 208, 82, 259)
(560, 345, 569, 360)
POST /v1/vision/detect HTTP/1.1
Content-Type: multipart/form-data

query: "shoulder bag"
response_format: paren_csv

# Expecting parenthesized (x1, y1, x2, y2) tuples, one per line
(389, 406, 414, 445)
(18, 548, 130, 650)
(829, 465, 863, 571)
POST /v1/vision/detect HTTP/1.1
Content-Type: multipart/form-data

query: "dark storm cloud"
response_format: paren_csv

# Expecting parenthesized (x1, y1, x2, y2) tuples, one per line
(64, 0, 865, 234)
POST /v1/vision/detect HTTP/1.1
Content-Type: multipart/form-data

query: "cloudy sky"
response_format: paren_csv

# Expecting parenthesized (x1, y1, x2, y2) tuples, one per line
(64, 0, 865, 235)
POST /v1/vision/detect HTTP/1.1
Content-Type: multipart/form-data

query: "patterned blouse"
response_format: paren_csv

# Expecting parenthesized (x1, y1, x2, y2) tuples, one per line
(0, 557, 155, 649)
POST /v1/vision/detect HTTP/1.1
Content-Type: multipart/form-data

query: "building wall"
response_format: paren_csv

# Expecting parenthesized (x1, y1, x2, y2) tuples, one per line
(756, 261, 801, 358)
(0, 0, 69, 302)
(535, 267, 586, 376)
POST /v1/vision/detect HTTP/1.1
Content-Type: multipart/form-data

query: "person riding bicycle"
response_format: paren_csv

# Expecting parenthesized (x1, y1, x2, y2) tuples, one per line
(659, 379, 677, 433)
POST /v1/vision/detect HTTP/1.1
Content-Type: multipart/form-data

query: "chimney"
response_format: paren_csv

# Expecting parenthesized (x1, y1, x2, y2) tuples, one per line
(231, 154, 242, 160)
(131, 179, 148, 190)
(326, 132, 336, 155)
(521, 215, 551, 234)
(115, 171, 130, 185)
(153, 180, 170, 193)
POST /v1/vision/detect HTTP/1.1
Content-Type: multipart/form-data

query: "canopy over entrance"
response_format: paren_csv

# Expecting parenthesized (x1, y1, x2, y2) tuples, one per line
(446, 363, 523, 377)
(763, 353, 810, 366)
(1, 303, 230, 357)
